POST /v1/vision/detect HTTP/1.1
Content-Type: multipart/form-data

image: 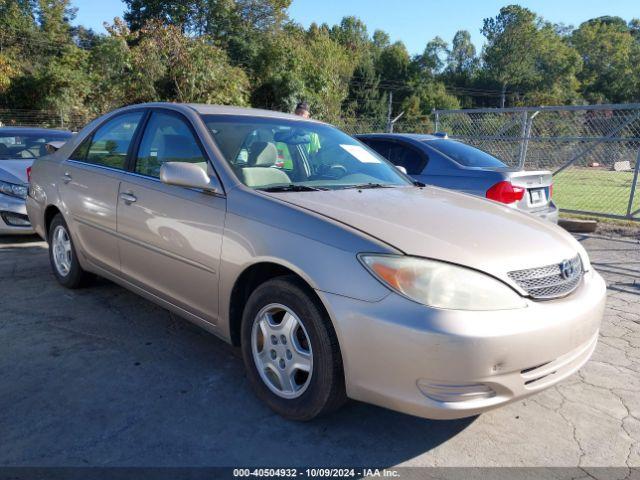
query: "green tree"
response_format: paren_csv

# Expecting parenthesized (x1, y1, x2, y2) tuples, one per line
(343, 57, 386, 120)
(572, 18, 640, 103)
(481, 5, 582, 106)
(129, 21, 250, 105)
(630, 19, 640, 41)
(202, 0, 291, 68)
(0, 0, 36, 36)
(481, 5, 539, 105)
(416, 36, 448, 76)
(446, 30, 477, 77)
(376, 40, 410, 83)
(85, 19, 134, 114)
(251, 26, 353, 119)
(123, 0, 291, 68)
(394, 82, 459, 132)
(0, 0, 37, 94)
(330, 15, 368, 52)
(0, 0, 91, 120)
(36, 0, 75, 42)
(123, 0, 193, 32)
(526, 22, 582, 105)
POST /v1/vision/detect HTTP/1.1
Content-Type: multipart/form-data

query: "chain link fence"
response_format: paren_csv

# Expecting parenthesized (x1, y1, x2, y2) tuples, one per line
(0, 109, 91, 131)
(333, 117, 436, 136)
(435, 104, 640, 221)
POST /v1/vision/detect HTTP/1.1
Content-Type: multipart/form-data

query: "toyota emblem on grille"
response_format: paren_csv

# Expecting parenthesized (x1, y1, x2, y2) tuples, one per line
(560, 259, 575, 280)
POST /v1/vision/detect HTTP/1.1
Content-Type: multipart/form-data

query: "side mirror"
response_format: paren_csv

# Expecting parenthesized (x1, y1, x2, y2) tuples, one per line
(160, 162, 217, 193)
(395, 165, 408, 175)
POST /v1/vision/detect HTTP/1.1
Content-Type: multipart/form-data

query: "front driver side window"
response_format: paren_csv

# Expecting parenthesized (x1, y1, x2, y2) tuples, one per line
(363, 140, 393, 160)
(135, 111, 207, 178)
(388, 144, 427, 175)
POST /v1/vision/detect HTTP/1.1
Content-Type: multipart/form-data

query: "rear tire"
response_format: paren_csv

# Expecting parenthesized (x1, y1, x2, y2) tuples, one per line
(240, 275, 346, 421)
(48, 214, 91, 289)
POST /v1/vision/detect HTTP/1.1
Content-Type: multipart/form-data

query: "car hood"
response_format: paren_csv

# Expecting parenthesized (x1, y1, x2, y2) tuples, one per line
(0, 159, 33, 184)
(266, 186, 582, 291)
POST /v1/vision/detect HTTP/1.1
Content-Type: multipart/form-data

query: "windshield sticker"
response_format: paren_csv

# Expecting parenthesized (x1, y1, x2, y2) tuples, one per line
(340, 144, 381, 164)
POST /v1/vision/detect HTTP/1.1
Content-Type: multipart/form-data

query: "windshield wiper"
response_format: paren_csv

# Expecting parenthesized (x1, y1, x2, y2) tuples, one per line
(340, 183, 396, 190)
(258, 184, 327, 192)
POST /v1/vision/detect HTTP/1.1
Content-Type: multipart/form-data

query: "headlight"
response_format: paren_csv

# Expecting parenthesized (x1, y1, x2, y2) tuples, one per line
(575, 242, 592, 273)
(359, 254, 527, 311)
(0, 180, 28, 200)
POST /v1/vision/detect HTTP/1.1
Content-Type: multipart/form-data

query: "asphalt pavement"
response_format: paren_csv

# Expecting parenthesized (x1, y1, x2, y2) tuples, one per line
(0, 233, 638, 467)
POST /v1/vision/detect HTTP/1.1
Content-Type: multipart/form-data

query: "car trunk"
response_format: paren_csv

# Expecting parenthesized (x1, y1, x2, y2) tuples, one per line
(0, 159, 33, 184)
(506, 170, 553, 212)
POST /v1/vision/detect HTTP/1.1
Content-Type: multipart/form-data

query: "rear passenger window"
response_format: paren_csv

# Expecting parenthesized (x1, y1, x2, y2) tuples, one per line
(135, 112, 207, 178)
(84, 112, 143, 169)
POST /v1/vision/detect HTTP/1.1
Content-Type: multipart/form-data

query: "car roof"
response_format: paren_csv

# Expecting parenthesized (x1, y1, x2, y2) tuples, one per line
(120, 102, 323, 123)
(0, 126, 73, 136)
(355, 133, 446, 142)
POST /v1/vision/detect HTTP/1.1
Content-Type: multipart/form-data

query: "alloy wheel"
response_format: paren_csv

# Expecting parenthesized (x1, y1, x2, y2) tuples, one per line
(52, 225, 72, 277)
(251, 303, 313, 399)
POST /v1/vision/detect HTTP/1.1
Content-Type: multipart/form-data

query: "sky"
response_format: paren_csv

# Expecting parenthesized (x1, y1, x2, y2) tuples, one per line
(72, 0, 640, 55)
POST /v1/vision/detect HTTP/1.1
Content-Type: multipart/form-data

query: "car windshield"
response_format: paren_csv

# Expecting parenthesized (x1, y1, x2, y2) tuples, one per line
(202, 115, 412, 190)
(427, 139, 507, 168)
(0, 132, 71, 160)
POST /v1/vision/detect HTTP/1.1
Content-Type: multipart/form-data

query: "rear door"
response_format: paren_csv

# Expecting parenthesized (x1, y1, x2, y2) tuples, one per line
(58, 111, 145, 273)
(116, 109, 226, 324)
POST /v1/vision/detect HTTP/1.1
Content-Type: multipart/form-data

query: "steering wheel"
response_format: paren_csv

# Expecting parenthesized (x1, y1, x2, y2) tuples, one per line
(328, 164, 348, 179)
(312, 144, 349, 179)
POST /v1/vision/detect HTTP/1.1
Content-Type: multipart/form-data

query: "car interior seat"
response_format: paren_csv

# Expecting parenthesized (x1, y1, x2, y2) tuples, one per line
(242, 141, 290, 187)
(247, 141, 278, 166)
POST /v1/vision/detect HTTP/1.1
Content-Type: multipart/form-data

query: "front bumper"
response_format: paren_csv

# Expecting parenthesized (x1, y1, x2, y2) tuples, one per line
(0, 193, 34, 235)
(318, 269, 605, 420)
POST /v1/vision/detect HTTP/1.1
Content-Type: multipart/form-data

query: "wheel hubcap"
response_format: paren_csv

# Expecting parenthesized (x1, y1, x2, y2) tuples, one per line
(52, 225, 72, 277)
(251, 303, 313, 399)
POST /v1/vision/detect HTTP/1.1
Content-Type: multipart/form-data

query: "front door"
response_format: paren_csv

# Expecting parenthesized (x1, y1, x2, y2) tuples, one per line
(116, 110, 226, 324)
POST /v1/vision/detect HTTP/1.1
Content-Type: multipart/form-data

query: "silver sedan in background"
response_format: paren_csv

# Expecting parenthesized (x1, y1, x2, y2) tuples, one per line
(0, 127, 73, 234)
(27, 103, 604, 420)
(356, 133, 558, 223)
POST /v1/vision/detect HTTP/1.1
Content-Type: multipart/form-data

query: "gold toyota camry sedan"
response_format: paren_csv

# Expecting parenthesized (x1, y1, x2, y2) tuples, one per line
(26, 103, 606, 421)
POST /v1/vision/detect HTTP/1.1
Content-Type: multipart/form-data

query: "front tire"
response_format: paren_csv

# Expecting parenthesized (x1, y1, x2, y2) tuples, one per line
(240, 276, 346, 421)
(48, 214, 91, 289)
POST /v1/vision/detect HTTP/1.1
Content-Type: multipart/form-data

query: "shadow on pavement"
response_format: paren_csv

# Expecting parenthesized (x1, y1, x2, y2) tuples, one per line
(0, 234, 42, 245)
(0, 263, 476, 467)
(575, 234, 640, 295)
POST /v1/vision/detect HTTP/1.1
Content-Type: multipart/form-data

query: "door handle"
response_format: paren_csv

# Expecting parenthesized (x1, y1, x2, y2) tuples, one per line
(62, 172, 72, 184)
(119, 192, 137, 204)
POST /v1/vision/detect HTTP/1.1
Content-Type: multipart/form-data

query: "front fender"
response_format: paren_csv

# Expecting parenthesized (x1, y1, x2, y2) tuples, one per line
(217, 187, 396, 339)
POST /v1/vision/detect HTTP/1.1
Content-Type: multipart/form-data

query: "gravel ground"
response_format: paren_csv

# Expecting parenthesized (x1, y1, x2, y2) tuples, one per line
(0, 233, 638, 468)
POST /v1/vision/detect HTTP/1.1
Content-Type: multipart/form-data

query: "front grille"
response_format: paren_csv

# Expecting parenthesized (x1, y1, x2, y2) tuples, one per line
(508, 255, 583, 299)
